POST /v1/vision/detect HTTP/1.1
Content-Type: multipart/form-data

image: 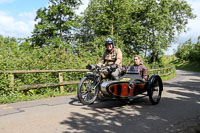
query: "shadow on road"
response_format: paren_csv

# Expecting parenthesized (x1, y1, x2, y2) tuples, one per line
(68, 97, 84, 107)
(61, 71, 200, 133)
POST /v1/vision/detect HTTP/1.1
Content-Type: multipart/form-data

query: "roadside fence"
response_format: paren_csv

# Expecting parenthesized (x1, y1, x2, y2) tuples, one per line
(0, 66, 175, 92)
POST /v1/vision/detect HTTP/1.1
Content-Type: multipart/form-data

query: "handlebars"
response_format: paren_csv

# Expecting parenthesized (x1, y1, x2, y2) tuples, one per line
(86, 64, 114, 78)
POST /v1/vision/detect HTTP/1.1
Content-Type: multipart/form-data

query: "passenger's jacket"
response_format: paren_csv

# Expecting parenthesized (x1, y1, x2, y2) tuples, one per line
(128, 63, 148, 81)
(97, 47, 122, 68)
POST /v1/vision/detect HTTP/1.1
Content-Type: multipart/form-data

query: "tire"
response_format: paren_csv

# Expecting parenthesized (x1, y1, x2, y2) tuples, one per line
(77, 76, 99, 105)
(147, 75, 163, 105)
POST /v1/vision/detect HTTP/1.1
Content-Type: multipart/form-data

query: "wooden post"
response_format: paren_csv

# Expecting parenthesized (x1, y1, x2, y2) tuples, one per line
(59, 73, 64, 92)
(9, 74, 14, 89)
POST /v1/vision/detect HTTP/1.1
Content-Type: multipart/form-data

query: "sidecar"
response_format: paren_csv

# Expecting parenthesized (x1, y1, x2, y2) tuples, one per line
(77, 66, 163, 105)
(100, 70, 163, 105)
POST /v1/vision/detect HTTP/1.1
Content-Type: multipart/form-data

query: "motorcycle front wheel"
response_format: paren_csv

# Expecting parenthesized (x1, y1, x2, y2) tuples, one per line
(77, 76, 100, 105)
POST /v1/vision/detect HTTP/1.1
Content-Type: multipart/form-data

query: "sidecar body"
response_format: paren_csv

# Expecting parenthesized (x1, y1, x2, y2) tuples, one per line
(100, 70, 163, 104)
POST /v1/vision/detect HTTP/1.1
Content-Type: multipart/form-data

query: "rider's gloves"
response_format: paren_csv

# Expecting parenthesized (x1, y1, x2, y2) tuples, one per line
(122, 65, 128, 72)
(111, 64, 118, 69)
(86, 64, 95, 70)
(95, 65, 101, 70)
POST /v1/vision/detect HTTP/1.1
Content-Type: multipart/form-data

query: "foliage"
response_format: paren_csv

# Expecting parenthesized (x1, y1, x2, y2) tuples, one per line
(0, 36, 96, 98)
(0, 89, 76, 104)
(29, 0, 196, 69)
(176, 61, 200, 72)
(175, 36, 200, 62)
(31, 0, 81, 48)
(78, 0, 195, 63)
(1, 0, 196, 103)
(0, 35, 178, 104)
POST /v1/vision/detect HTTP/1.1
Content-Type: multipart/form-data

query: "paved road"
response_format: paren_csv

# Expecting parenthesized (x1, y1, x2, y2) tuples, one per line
(0, 70, 200, 133)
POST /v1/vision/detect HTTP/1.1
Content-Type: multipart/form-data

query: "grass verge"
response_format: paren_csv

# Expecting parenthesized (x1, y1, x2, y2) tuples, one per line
(176, 61, 200, 72)
(0, 90, 76, 104)
(161, 72, 176, 81)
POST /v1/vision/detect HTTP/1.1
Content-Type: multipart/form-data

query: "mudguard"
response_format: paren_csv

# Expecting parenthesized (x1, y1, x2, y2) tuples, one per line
(148, 74, 163, 91)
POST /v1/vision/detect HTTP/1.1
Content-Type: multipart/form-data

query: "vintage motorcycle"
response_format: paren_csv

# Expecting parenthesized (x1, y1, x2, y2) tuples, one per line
(77, 64, 163, 105)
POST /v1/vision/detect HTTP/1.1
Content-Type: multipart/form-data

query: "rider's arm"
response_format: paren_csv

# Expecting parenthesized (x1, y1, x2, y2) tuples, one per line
(97, 51, 106, 67)
(115, 48, 122, 68)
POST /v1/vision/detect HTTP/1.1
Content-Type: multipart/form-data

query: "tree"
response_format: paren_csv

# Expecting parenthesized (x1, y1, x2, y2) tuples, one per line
(175, 39, 192, 61)
(190, 36, 200, 62)
(77, 0, 133, 56)
(78, 0, 195, 62)
(31, 0, 81, 48)
(139, 0, 195, 66)
(0, 35, 18, 57)
(176, 36, 200, 62)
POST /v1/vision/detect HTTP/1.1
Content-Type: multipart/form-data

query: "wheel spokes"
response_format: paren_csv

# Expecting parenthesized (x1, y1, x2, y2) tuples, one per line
(152, 80, 160, 101)
(81, 79, 97, 102)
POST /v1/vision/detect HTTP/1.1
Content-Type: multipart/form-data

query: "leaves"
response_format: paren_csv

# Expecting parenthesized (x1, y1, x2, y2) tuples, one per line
(175, 36, 200, 62)
(31, 0, 81, 47)
(0, 0, 197, 100)
(78, 0, 195, 63)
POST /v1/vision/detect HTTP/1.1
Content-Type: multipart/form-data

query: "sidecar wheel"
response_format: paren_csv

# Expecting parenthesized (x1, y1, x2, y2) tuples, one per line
(147, 75, 163, 105)
(77, 76, 99, 105)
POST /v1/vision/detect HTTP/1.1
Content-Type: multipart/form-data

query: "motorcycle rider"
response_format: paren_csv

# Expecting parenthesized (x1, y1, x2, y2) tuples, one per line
(97, 37, 122, 79)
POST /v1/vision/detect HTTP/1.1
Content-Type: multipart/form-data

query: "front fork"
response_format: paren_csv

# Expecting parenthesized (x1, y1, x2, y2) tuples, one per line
(85, 73, 102, 92)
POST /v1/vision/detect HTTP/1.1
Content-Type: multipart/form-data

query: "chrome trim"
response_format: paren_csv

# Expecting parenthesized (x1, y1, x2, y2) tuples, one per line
(86, 72, 93, 74)
(101, 82, 110, 95)
(101, 81, 119, 95)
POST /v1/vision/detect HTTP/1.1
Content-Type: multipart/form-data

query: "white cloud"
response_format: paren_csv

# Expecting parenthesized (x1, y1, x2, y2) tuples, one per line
(0, 11, 35, 38)
(0, 0, 89, 39)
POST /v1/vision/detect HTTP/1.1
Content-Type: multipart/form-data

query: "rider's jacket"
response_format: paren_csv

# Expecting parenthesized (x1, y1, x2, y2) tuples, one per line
(97, 47, 122, 68)
(128, 62, 148, 81)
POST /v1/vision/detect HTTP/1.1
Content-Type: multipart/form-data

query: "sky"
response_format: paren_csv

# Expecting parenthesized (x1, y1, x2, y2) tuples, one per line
(0, 0, 199, 55)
